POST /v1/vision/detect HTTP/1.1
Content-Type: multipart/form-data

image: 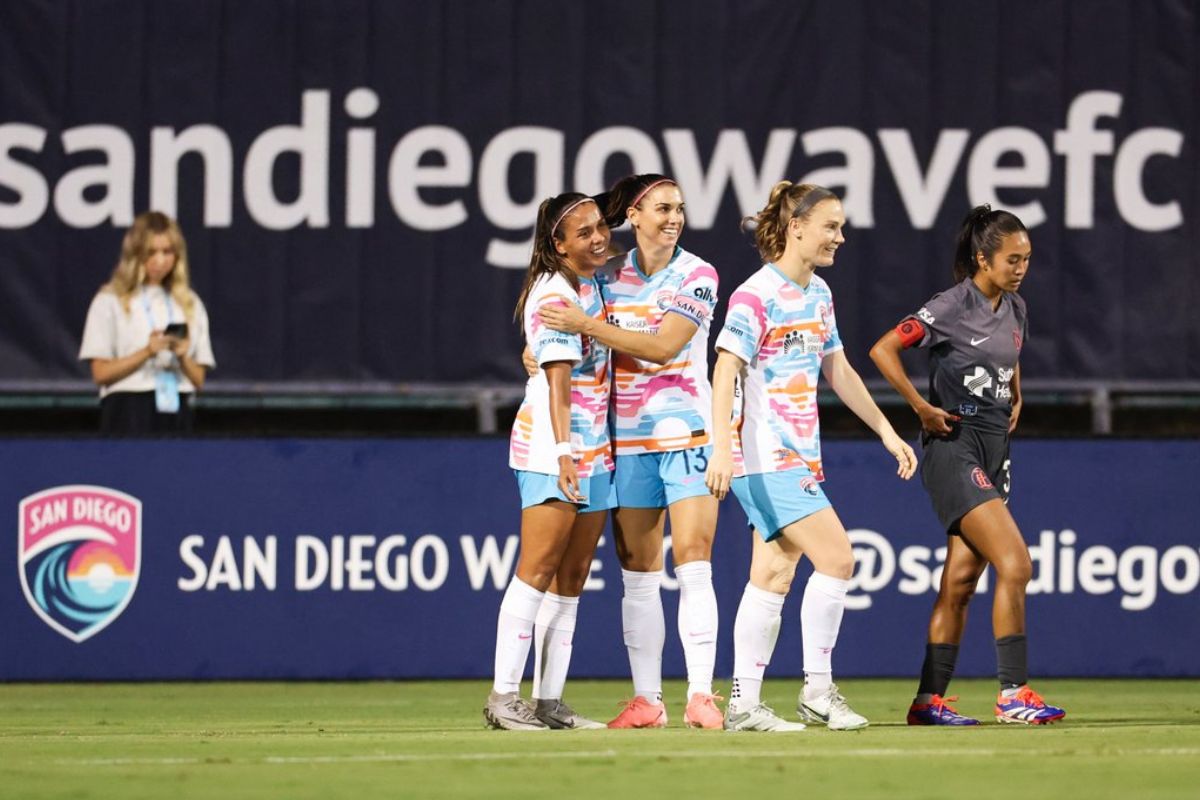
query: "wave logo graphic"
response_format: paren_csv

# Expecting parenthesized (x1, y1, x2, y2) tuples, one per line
(18, 485, 141, 643)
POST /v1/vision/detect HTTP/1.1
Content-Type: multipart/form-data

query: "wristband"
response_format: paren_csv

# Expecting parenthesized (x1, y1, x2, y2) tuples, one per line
(554, 441, 574, 458)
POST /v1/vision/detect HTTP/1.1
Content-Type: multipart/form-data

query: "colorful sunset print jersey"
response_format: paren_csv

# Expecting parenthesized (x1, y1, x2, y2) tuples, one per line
(715, 264, 843, 479)
(604, 247, 718, 455)
(509, 272, 614, 477)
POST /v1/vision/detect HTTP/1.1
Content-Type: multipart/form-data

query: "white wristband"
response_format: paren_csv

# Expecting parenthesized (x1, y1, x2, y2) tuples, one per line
(554, 441, 574, 458)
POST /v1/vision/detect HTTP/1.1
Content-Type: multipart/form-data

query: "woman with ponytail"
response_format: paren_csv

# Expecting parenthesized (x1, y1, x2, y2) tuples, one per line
(869, 206, 1065, 726)
(705, 182, 916, 732)
(538, 174, 724, 729)
(484, 193, 614, 731)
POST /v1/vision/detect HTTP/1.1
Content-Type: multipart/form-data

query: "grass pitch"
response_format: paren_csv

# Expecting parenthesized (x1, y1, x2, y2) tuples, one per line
(1, 679, 1197, 800)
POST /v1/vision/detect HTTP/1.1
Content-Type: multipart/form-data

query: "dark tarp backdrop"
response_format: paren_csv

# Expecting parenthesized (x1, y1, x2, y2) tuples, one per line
(0, 0, 1196, 385)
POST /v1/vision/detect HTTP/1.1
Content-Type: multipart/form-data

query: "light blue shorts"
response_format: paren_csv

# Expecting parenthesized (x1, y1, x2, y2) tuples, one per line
(731, 466, 832, 542)
(614, 446, 713, 509)
(515, 469, 617, 514)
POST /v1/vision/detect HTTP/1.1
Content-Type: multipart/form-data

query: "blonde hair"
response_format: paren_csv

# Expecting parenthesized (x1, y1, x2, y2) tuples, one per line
(741, 182, 837, 263)
(102, 211, 195, 320)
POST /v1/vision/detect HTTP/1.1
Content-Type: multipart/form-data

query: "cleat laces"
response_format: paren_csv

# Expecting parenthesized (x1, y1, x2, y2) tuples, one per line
(931, 694, 961, 712)
(1014, 686, 1047, 708)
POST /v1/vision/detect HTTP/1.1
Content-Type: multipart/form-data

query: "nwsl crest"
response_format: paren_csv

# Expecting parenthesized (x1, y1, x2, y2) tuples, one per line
(18, 485, 141, 643)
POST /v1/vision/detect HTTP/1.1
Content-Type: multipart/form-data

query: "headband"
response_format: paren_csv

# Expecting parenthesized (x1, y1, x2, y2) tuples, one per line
(551, 197, 597, 236)
(630, 178, 677, 210)
(789, 186, 837, 220)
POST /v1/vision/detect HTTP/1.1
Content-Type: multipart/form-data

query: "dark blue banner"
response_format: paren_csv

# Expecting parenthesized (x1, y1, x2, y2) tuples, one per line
(2, 438, 1196, 680)
(0, 0, 1196, 385)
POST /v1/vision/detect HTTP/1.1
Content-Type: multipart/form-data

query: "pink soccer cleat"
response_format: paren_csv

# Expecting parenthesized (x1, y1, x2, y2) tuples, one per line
(608, 696, 668, 728)
(684, 692, 725, 729)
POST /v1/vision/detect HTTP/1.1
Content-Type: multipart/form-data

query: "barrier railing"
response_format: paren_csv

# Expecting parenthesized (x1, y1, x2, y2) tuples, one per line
(3, 379, 1199, 435)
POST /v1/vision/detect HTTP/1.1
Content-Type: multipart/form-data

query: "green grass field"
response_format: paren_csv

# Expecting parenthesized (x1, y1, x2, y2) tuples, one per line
(2, 679, 1197, 800)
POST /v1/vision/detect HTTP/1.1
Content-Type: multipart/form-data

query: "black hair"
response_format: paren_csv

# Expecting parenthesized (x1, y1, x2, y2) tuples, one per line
(596, 173, 678, 229)
(513, 193, 594, 321)
(952, 205, 1028, 282)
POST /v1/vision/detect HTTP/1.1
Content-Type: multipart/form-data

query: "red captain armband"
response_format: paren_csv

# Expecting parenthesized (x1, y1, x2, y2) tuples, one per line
(894, 319, 925, 348)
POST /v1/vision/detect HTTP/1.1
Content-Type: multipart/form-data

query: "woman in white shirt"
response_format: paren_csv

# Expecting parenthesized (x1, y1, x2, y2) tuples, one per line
(79, 211, 216, 434)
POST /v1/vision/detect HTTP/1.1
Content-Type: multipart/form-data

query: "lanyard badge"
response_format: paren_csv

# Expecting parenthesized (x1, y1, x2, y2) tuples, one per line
(154, 371, 180, 414)
(143, 287, 181, 414)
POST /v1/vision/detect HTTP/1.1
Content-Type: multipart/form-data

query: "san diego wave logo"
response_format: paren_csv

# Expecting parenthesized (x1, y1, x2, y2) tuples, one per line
(18, 485, 142, 643)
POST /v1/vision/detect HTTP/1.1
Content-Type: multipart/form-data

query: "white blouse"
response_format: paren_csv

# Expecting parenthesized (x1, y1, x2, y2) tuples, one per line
(79, 287, 216, 398)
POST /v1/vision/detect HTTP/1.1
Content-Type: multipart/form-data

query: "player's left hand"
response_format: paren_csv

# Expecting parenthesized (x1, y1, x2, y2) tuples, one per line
(1008, 395, 1022, 433)
(538, 303, 589, 334)
(881, 430, 917, 480)
(168, 336, 191, 359)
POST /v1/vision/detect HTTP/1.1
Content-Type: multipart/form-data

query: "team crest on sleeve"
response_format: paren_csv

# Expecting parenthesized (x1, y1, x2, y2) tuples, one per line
(1013, 330, 1023, 351)
(18, 485, 142, 643)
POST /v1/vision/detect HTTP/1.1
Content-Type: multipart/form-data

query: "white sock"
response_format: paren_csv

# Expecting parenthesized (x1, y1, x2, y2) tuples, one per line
(730, 676, 762, 709)
(532, 592, 579, 701)
(675, 560, 718, 699)
(621, 569, 664, 703)
(730, 582, 785, 711)
(801, 571, 848, 700)
(492, 576, 544, 694)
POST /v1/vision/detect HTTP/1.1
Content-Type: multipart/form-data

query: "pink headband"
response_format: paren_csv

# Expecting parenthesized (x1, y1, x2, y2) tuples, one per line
(551, 197, 596, 236)
(630, 178, 676, 209)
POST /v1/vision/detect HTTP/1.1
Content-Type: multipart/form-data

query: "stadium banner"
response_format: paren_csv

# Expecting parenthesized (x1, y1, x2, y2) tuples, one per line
(2, 438, 1197, 681)
(0, 1, 1197, 385)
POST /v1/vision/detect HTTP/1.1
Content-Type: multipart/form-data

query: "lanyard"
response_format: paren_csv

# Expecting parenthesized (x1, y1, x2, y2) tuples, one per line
(140, 286, 175, 331)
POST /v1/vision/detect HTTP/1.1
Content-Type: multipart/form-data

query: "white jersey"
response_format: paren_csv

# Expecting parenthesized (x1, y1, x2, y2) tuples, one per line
(716, 265, 842, 479)
(509, 271, 613, 478)
(604, 247, 718, 454)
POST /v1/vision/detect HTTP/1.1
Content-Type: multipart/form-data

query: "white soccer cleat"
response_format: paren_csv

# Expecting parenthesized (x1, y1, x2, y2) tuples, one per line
(798, 684, 869, 731)
(484, 691, 550, 731)
(724, 703, 808, 732)
(534, 698, 606, 730)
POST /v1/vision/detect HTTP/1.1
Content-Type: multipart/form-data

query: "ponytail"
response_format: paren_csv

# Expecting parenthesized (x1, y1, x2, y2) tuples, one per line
(952, 205, 1028, 282)
(514, 193, 590, 321)
(742, 182, 837, 263)
(600, 173, 677, 229)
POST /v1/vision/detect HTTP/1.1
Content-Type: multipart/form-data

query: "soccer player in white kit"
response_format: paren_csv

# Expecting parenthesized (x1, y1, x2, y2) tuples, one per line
(484, 193, 616, 731)
(539, 174, 724, 728)
(705, 183, 917, 732)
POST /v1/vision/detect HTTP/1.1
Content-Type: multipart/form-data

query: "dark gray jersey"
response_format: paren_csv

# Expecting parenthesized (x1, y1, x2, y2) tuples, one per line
(903, 280, 1027, 434)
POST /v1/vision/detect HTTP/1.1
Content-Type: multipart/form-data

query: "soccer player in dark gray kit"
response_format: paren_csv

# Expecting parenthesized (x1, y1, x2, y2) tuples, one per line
(869, 205, 1066, 726)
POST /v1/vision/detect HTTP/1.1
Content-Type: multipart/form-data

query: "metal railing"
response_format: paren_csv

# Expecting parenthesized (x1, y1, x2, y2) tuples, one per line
(2, 378, 1198, 435)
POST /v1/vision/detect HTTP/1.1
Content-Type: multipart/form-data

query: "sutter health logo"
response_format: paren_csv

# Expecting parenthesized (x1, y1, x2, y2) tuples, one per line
(18, 485, 141, 642)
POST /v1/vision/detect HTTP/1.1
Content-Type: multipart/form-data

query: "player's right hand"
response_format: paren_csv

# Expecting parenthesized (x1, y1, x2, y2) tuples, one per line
(704, 448, 734, 501)
(917, 402, 960, 436)
(147, 331, 170, 354)
(558, 457, 583, 503)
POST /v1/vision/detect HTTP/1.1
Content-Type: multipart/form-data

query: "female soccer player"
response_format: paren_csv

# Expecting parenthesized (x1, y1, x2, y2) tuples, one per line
(869, 205, 1066, 726)
(539, 174, 724, 729)
(705, 182, 916, 732)
(484, 192, 615, 731)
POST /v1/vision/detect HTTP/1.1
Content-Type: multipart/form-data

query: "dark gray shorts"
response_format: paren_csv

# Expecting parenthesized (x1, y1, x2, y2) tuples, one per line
(920, 425, 1011, 534)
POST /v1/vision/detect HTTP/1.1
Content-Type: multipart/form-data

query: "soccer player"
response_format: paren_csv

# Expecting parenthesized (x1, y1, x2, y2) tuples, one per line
(484, 193, 615, 731)
(869, 205, 1066, 726)
(705, 183, 917, 732)
(538, 174, 724, 729)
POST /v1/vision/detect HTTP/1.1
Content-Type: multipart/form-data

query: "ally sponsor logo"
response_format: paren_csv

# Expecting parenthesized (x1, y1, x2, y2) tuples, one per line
(18, 485, 141, 642)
